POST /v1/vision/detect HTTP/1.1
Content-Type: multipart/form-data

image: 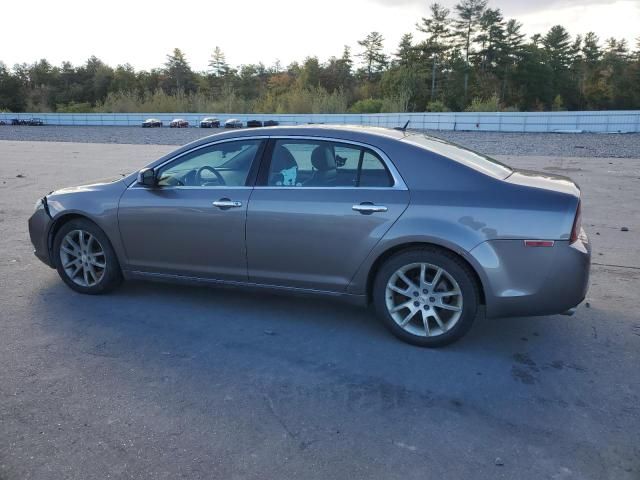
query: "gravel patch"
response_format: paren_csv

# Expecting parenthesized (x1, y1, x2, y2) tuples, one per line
(0, 125, 638, 157)
(427, 130, 640, 158)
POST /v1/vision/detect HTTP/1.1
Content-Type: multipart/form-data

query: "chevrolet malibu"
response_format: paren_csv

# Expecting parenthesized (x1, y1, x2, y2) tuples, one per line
(28, 126, 590, 347)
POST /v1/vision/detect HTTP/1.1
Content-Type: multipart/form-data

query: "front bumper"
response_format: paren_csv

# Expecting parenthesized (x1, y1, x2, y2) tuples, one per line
(28, 205, 54, 268)
(471, 232, 591, 318)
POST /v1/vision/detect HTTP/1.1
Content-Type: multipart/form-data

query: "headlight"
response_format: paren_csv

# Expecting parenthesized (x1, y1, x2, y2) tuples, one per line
(34, 197, 45, 211)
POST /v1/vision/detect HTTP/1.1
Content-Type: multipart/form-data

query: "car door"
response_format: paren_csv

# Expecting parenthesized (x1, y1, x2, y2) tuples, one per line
(118, 138, 265, 281)
(246, 137, 409, 292)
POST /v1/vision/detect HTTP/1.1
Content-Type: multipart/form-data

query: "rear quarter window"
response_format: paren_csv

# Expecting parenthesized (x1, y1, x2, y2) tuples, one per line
(403, 134, 512, 179)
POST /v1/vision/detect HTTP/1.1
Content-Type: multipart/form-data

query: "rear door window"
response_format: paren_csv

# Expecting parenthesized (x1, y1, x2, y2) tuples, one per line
(265, 139, 393, 188)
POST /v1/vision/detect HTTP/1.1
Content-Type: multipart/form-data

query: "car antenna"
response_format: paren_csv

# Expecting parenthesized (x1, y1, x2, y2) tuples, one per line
(394, 120, 411, 134)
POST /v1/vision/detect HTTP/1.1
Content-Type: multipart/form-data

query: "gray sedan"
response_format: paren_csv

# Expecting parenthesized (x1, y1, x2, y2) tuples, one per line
(28, 126, 590, 347)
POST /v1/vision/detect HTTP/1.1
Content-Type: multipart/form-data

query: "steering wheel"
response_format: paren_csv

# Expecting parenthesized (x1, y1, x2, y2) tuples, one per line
(196, 166, 226, 186)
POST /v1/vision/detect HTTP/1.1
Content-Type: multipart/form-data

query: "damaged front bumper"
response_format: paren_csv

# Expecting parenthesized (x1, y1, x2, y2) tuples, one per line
(28, 197, 55, 268)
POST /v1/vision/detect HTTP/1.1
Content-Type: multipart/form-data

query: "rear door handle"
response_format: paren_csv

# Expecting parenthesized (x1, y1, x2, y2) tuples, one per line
(212, 198, 242, 209)
(352, 202, 388, 214)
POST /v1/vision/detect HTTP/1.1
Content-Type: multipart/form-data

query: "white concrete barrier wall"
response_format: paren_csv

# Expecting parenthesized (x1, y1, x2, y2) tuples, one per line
(1, 111, 639, 133)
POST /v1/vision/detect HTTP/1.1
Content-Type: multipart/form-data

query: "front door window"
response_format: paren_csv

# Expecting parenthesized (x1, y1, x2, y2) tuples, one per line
(156, 140, 263, 187)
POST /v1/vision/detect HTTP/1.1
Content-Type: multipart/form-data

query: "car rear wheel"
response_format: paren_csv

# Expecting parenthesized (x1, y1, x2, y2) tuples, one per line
(373, 248, 479, 347)
(53, 218, 122, 294)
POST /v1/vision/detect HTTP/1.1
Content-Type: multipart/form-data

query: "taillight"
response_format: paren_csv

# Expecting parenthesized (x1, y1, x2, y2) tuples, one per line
(570, 201, 582, 243)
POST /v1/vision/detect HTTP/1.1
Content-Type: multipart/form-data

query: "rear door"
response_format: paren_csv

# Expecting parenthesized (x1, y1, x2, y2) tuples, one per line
(245, 137, 409, 292)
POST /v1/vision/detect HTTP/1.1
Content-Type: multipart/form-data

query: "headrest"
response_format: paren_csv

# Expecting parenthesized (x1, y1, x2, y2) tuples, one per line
(311, 145, 336, 171)
(272, 145, 298, 172)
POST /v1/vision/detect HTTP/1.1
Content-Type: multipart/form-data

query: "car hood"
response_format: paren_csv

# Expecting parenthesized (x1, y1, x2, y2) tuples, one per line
(50, 175, 127, 195)
(504, 168, 580, 198)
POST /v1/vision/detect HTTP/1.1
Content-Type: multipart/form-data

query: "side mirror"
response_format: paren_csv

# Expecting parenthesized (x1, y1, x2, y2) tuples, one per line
(137, 168, 156, 187)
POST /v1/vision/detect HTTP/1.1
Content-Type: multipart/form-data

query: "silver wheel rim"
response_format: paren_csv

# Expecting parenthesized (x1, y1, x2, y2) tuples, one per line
(59, 230, 106, 287)
(385, 262, 463, 337)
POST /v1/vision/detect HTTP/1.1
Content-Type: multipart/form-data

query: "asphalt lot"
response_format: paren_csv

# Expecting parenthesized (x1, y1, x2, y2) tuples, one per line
(1, 137, 639, 479)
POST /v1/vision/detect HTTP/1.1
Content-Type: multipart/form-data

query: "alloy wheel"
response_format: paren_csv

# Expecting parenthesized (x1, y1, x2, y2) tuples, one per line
(59, 229, 106, 287)
(385, 262, 463, 337)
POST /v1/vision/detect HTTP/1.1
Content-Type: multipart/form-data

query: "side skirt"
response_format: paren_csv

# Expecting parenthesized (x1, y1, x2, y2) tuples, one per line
(123, 270, 368, 307)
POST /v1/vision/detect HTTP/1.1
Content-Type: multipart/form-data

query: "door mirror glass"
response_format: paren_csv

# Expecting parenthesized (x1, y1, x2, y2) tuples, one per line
(137, 168, 156, 187)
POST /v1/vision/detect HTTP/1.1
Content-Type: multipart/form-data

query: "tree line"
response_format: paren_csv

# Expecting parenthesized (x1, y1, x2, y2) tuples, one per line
(1, 0, 639, 114)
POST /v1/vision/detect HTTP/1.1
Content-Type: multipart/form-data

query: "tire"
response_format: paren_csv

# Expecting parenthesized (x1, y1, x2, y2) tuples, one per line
(373, 247, 479, 347)
(53, 218, 122, 294)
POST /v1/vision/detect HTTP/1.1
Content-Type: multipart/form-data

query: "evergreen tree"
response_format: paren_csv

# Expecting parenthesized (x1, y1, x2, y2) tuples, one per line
(542, 25, 574, 107)
(322, 47, 354, 93)
(476, 8, 505, 72)
(395, 34, 416, 67)
(543, 26, 572, 70)
(298, 57, 321, 89)
(453, 0, 488, 102)
(340, 46, 353, 78)
(111, 64, 138, 94)
(208, 47, 229, 77)
(500, 19, 525, 102)
(0, 62, 26, 111)
(417, 2, 452, 100)
(163, 48, 195, 93)
(602, 38, 635, 108)
(357, 32, 387, 80)
(583, 32, 602, 65)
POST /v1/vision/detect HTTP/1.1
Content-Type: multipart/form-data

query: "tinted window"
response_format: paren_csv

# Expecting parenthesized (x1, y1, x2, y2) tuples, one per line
(156, 140, 262, 187)
(359, 150, 393, 187)
(266, 139, 392, 188)
(404, 134, 512, 179)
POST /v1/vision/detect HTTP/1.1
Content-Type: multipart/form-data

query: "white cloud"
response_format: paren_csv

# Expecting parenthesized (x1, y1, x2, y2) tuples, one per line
(517, 0, 639, 44)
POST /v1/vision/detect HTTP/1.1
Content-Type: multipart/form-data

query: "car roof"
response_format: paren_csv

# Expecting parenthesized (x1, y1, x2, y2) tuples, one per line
(199, 124, 407, 141)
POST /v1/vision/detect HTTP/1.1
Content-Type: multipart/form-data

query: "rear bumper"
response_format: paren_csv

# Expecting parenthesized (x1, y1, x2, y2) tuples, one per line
(28, 206, 54, 268)
(471, 232, 591, 318)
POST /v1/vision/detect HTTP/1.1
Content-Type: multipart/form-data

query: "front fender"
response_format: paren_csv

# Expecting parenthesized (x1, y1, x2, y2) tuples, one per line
(45, 180, 128, 267)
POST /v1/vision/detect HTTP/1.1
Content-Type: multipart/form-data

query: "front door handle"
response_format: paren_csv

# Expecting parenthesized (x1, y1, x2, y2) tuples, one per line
(212, 198, 242, 209)
(352, 202, 388, 214)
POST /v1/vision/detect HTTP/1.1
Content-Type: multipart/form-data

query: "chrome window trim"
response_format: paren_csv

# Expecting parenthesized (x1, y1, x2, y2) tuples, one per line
(128, 134, 408, 191)
(129, 185, 254, 190)
(254, 186, 402, 190)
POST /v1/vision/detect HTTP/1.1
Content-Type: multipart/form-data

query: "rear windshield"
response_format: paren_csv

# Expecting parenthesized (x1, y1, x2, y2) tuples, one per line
(403, 133, 512, 179)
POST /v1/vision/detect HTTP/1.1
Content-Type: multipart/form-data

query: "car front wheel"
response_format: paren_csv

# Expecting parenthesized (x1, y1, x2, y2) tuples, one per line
(53, 218, 122, 294)
(373, 248, 479, 347)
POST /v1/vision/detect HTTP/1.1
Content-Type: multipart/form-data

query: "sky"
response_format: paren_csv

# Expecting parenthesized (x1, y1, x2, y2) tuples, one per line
(2, 0, 638, 71)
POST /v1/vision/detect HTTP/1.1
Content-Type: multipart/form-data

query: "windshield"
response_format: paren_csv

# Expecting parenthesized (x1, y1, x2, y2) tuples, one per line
(403, 133, 512, 179)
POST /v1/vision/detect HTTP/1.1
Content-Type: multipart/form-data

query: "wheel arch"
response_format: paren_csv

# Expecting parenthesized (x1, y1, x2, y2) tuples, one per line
(47, 213, 111, 266)
(365, 242, 487, 306)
